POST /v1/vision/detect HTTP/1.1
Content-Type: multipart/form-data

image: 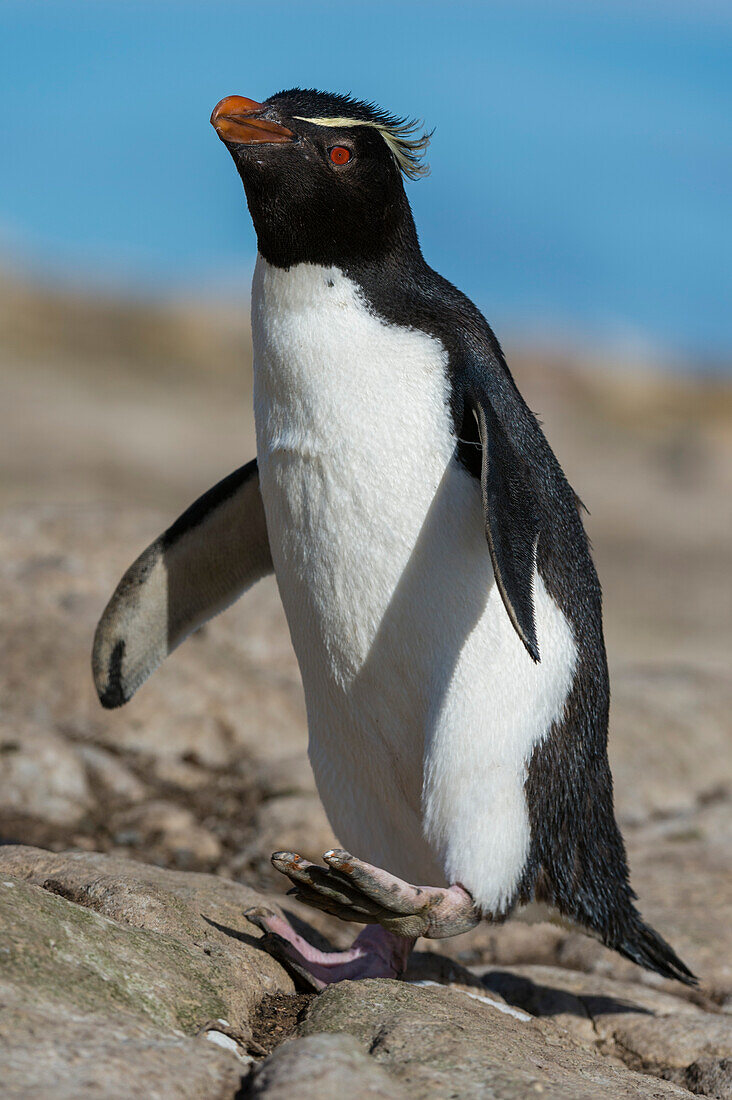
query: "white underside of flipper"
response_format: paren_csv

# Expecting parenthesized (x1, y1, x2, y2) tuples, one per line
(251, 257, 577, 914)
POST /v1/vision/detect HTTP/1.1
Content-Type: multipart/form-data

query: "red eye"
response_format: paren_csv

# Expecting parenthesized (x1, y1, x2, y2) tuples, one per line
(329, 146, 351, 165)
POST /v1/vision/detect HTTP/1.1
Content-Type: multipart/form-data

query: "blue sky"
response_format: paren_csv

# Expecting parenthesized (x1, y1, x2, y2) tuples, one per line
(1, 0, 730, 363)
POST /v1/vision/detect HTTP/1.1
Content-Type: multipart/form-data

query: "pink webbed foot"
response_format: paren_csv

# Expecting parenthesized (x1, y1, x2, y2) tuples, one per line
(246, 851, 479, 989)
(244, 907, 414, 991)
(271, 849, 480, 939)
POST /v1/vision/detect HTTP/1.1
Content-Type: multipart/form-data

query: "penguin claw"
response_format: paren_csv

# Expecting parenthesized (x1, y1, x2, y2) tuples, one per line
(272, 851, 381, 914)
(270, 850, 480, 939)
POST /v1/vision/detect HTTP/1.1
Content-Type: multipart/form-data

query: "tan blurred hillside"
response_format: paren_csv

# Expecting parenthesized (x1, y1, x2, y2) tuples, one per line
(0, 271, 254, 509)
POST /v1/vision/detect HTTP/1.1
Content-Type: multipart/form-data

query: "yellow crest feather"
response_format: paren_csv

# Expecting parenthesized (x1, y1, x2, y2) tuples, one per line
(294, 115, 431, 179)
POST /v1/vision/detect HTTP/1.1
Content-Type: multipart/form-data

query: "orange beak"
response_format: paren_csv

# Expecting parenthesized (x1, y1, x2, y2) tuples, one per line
(210, 96, 295, 144)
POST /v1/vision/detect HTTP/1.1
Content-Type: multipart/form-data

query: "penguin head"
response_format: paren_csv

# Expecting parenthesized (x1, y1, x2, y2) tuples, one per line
(211, 89, 430, 268)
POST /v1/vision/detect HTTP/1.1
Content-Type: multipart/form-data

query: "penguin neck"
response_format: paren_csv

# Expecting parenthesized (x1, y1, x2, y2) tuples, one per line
(347, 210, 428, 292)
(250, 186, 426, 282)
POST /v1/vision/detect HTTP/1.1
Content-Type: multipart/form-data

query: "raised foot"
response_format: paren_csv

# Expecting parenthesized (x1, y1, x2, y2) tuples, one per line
(244, 907, 413, 991)
(270, 848, 479, 939)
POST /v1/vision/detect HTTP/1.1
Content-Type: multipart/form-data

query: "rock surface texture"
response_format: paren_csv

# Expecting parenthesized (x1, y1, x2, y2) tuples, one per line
(1, 292, 730, 1096)
(2, 846, 731, 1099)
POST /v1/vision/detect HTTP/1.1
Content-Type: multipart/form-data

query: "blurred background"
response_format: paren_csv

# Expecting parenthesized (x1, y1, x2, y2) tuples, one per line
(0, 0, 730, 992)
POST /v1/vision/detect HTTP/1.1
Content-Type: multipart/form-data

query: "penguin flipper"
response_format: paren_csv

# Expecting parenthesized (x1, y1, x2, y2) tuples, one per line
(92, 459, 272, 708)
(471, 393, 541, 661)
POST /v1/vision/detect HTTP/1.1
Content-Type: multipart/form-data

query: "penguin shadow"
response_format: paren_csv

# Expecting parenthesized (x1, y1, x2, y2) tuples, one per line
(202, 910, 336, 953)
(204, 916, 653, 1022)
(481, 968, 654, 1021)
(348, 458, 491, 767)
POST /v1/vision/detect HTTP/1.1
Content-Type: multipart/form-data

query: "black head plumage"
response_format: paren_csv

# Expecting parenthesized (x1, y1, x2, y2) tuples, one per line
(214, 87, 430, 268)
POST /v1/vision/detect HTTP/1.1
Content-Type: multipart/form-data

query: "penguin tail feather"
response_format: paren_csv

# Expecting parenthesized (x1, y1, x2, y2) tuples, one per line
(616, 917, 697, 987)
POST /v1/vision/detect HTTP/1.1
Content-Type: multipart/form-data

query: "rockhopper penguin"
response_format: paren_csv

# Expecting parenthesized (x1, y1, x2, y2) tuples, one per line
(93, 89, 696, 990)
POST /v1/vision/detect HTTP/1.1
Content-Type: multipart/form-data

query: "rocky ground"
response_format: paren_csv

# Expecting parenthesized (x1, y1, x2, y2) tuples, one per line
(0, 279, 731, 1097)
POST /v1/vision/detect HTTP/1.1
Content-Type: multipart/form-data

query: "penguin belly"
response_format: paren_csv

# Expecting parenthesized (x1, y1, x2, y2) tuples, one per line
(251, 258, 577, 915)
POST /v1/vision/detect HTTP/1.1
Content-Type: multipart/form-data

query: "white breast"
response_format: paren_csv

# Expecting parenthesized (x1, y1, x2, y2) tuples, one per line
(251, 257, 576, 914)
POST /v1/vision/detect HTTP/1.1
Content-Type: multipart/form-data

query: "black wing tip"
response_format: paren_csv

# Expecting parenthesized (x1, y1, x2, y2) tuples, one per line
(490, 557, 541, 663)
(99, 691, 127, 710)
(98, 680, 129, 710)
(508, 593, 540, 663)
(619, 920, 698, 987)
(95, 639, 130, 710)
(522, 627, 541, 664)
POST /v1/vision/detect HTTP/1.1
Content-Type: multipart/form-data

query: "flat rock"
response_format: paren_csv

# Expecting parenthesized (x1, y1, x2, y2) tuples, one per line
(246, 1032, 406, 1099)
(78, 742, 148, 802)
(611, 1015, 732, 1074)
(0, 846, 295, 1032)
(298, 979, 690, 1098)
(0, 720, 91, 827)
(480, 963, 732, 1088)
(679, 1057, 732, 1099)
(0, 986, 246, 1100)
(0, 845, 311, 1097)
